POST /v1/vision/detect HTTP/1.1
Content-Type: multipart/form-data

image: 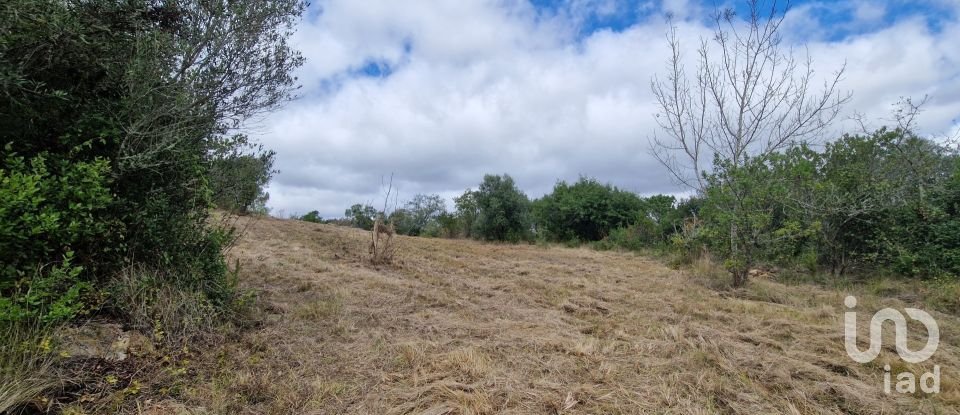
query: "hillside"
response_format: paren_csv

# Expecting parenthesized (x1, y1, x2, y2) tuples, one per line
(166, 215, 959, 414)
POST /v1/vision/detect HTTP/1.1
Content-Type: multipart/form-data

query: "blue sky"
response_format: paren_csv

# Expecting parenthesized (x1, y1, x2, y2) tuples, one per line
(527, 0, 959, 39)
(262, 0, 960, 218)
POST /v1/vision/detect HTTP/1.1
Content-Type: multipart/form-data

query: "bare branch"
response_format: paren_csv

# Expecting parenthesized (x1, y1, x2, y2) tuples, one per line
(650, 0, 850, 192)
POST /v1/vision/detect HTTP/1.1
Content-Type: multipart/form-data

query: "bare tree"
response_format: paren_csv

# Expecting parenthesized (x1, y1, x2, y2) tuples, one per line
(650, 0, 850, 286)
(370, 174, 399, 264)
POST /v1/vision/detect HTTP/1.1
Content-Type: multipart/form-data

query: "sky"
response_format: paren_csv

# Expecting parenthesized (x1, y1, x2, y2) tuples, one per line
(259, 0, 960, 219)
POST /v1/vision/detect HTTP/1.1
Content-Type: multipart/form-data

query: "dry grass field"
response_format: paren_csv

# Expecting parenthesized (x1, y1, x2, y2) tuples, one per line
(158, 215, 960, 414)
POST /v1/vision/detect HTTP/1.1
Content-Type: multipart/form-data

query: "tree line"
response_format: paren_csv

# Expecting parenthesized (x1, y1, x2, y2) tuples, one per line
(311, 123, 959, 291)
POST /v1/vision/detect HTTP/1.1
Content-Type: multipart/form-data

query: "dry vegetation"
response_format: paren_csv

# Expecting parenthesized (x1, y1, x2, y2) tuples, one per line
(1, 323, 58, 412)
(135, 215, 958, 414)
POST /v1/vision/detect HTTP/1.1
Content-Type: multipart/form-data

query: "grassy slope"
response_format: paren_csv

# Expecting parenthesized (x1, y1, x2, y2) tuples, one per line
(174, 215, 959, 414)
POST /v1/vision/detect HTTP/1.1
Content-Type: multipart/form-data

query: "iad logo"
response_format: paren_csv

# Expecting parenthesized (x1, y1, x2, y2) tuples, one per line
(844, 295, 940, 394)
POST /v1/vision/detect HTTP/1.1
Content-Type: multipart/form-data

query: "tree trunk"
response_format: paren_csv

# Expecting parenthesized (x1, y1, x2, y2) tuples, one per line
(729, 221, 749, 287)
(732, 268, 749, 287)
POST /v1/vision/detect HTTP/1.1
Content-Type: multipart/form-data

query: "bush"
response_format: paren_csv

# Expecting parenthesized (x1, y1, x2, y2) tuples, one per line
(533, 177, 643, 242)
(388, 208, 414, 235)
(0, 0, 304, 325)
(0, 148, 112, 323)
(602, 226, 648, 252)
(589, 195, 700, 253)
(681, 128, 959, 283)
(300, 211, 323, 223)
(399, 194, 446, 236)
(434, 212, 461, 238)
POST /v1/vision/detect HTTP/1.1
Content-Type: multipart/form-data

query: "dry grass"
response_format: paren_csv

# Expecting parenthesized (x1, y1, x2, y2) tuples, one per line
(131, 215, 959, 414)
(107, 266, 224, 347)
(0, 322, 58, 413)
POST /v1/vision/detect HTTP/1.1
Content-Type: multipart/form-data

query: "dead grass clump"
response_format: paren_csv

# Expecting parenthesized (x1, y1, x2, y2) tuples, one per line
(743, 279, 792, 304)
(442, 347, 491, 379)
(689, 251, 732, 290)
(440, 385, 494, 415)
(394, 342, 432, 371)
(309, 378, 350, 406)
(197, 368, 322, 414)
(0, 322, 58, 413)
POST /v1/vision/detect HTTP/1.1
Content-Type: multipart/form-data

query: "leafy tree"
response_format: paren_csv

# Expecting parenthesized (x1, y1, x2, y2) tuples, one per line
(699, 155, 792, 285)
(396, 194, 446, 236)
(596, 195, 701, 252)
(473, 174, 531, 242)
(346, 204, 377, 231)
(639, 194, 682, 244)
(388, 208, 413, 235)
(925, 159, 960, 277)
(643, 195, 676, 225)
(819, 129, 958, 277)
(689, 126, 960, 280)
(533, 177, 643, 242)
(454, 189, 480, 238)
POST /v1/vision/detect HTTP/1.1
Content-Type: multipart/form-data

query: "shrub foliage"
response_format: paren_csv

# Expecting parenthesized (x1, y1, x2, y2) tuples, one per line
(473, 175, 532, 242)
(0, 0, 304, 323)
(533, 177, 643, 242)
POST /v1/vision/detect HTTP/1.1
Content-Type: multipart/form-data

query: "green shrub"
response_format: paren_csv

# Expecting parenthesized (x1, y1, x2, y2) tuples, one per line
(606, 226, 646, 251)
(533, 177, 643, 242)
(0, 148, 112, 323)
(421, 221, 443, 238)
(454, 189, 480, 238)
(389, 208, 414, 235)
(678, 128, 959, 284)
(400, 194, 447, 236)
(0, 253, 90, 324)
(0, 0, 304, 325)
(435, 212, 461, 238)
(300, 211, 323, 223)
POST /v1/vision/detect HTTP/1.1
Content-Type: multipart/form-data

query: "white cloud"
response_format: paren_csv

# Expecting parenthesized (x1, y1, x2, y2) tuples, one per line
(261, 0, 960, 217)
(853, 1, 886, 23)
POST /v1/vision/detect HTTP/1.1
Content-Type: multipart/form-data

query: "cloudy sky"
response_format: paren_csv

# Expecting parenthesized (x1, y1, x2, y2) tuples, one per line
(260, 0, 960, 218)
